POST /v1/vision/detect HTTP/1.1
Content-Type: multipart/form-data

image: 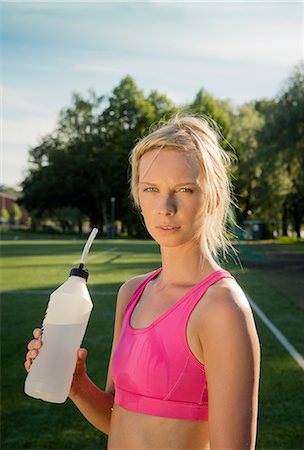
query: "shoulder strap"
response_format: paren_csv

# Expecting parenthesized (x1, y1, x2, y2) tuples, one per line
(181, 270, 235, 314)
(193, 269, 234, 295)
(123, 267, 162, 316)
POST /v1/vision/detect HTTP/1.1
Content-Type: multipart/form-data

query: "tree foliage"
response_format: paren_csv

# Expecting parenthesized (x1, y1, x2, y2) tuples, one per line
(20, 76, 177, 235)
(9, 203, 22, 224)
(254, 63, 304, 236)
(19, 64, 304, 237)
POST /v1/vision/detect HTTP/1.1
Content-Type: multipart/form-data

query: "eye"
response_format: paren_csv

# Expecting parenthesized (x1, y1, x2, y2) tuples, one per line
(179, 188, 193, 193)
(143, 187, 158, 192)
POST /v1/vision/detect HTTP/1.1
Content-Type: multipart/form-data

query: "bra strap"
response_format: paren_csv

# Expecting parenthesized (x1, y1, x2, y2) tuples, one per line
(184, 270, 235, 314)
(123, 268, 162, 316)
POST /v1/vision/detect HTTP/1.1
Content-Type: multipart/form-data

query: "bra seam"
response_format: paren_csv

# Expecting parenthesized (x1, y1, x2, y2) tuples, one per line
(162, 356, 190, 401)
(115, 385, 208, 407)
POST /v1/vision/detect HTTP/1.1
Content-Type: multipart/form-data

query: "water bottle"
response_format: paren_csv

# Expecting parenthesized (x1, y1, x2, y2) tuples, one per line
(24, 228, 98, 403)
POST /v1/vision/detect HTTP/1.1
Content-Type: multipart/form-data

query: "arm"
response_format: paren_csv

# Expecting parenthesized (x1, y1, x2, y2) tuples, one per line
(69, 275, 146, 434)
(25, 277, 142, 435)
(69, 281, 130, 434)
(25, 274, 149, 434)
(68, 350, 114, 435)
(200, 282, 261, 450)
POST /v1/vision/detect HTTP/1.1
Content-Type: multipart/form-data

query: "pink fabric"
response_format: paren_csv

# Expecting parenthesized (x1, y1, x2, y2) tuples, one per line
(111, 267, 234, 421)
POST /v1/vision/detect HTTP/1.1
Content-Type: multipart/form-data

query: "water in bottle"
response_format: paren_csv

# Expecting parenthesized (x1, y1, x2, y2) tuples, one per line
(24, 228, 98, 403)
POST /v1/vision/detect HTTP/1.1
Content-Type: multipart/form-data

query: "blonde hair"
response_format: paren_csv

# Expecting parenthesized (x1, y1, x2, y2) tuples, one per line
(129, 114, 238, 262)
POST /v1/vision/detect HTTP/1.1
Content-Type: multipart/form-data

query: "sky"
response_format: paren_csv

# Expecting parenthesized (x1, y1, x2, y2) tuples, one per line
(1, 0, 303, 189)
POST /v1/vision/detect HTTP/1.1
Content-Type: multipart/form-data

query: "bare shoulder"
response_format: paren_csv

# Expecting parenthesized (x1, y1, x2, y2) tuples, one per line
(197, 276, 258, 336)
(115, 270, 156, 316)
(203, 277, 251, 315)
(197, 278, 259, 367)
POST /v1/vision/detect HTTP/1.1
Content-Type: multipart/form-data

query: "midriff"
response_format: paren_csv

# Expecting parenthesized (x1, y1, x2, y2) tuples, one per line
(107, 404, 210, 450)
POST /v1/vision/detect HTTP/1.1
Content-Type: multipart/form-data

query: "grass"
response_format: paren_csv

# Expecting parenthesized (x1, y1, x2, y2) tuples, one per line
(232, 269, 304, 449)
(1, 238, 304, 449)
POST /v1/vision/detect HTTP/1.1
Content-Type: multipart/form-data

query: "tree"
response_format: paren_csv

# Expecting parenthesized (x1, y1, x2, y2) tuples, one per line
(147, 90, 178, 122)
(0, 207, 10, 224)
(20, 77, 176, 236)
(97, 76, 176, 236)
(256, 62, 304, 237)
(20, 69, 303, 238)
(20, 90, 108, 229)
(9, 202, 22, 225)
(231, 102, 265, 221)
(188, 88, 234, 150)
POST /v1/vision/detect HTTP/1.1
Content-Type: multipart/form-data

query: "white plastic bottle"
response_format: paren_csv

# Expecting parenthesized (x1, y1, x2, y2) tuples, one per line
(24, 228, 98, 403)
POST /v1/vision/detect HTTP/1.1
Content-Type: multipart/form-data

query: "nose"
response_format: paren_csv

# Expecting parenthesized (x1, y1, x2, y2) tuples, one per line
(158, 194, 177, 216)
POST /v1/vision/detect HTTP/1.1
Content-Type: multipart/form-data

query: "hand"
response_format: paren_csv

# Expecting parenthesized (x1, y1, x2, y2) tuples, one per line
(69, 348, 89, 399)
(24, 328, 89, 398)
(24, 328, 42, 372)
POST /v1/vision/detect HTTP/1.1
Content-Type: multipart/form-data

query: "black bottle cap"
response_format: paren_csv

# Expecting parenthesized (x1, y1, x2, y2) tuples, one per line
(69, 267, 89, 281)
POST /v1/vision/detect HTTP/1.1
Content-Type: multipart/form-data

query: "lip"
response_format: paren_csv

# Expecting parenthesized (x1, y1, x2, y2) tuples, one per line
(156, 225, 180, 231)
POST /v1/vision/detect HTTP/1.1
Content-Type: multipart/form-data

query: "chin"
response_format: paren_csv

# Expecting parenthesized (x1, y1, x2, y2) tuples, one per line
(149, 233, 189, 248)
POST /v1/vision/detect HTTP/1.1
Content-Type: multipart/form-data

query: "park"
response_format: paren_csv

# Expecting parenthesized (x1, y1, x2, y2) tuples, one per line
(1, 2, 303, 449)
(1, 67, 303, 449)
(1, 64, 303, 450)
(1, 236, 303, 449)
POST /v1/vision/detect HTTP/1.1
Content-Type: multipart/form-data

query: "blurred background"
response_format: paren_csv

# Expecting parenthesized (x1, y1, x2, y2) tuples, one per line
(1, 0, 303, 240)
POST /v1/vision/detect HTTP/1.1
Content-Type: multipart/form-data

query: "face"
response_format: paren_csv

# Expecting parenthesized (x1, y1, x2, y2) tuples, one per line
(138, 149, 206, 249)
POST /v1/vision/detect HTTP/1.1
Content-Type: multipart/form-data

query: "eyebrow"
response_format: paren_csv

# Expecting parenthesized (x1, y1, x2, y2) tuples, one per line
(140, 181, 198, 187)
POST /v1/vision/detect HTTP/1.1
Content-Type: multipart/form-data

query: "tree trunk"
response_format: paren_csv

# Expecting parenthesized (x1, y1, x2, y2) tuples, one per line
(77, 218, 83, 234)
(291, 201, 302, 238)
(282, 202, 288, 236)
(101, 200, 109, 237)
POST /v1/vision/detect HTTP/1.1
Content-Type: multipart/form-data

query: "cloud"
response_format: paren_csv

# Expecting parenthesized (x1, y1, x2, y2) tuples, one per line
(3, 2, 302, 68)
(2, 116, 57, 186)
(2, 144, 30, 187)
(72, 62, 124, 74)
(3, 116, 56, 147)
(3, 85, 48, 115)
(2, 0, 302, 189)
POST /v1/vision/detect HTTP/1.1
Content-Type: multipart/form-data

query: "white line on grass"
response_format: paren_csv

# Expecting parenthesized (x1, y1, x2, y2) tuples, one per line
(1, 290, 117, 296)
(246, 293, 304, 371)
(3, 287, 303, 371)
(72, 247, 117, 264)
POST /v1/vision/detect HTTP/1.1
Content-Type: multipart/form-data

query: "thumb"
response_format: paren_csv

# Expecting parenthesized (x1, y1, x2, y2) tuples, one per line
(77, 348, 88, 361)
(75, 348, 88, 373)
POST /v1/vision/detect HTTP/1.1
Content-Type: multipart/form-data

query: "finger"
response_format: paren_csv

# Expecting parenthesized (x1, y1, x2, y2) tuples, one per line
(24, 359, 31, 372)
(28, 349, 39, 359)
(33, 328, 42, 339)
(27, 339, 42, 351)
(24, 349, 38, 372)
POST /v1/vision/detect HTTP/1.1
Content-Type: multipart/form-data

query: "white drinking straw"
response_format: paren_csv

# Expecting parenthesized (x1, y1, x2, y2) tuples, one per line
(79, 228, 99, 267)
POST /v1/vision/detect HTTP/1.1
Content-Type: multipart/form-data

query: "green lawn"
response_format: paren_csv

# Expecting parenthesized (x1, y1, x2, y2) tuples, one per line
(1, 238, 303, 449)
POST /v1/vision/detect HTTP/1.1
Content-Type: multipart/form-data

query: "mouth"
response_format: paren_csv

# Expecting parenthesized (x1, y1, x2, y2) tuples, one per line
(156, 225, 180, 231)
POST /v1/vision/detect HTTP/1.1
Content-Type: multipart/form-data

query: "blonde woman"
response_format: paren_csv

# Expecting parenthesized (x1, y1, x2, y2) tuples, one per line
(25, 115, 261, 450)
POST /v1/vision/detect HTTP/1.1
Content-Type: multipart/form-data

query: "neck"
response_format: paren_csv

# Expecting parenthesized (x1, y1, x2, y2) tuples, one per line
(157, 241, 221, 287)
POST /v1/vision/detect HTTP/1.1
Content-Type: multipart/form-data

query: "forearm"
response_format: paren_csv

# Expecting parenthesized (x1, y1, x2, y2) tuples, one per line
(69, 375, 114, 435)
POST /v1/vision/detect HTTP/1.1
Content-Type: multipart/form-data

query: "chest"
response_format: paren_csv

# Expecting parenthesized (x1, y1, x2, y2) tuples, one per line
(130, 284, 193, 329)
(129, 284, 206, 365)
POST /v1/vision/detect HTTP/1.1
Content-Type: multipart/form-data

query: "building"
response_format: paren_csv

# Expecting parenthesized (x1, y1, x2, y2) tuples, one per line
(0, 192, 29, 224)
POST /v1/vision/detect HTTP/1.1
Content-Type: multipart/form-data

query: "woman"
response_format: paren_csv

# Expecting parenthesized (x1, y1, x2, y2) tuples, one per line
(25, 115, 261, 450)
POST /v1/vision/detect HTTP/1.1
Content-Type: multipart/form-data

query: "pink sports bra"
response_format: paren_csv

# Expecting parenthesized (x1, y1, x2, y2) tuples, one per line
(111, 267, 234, 421)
